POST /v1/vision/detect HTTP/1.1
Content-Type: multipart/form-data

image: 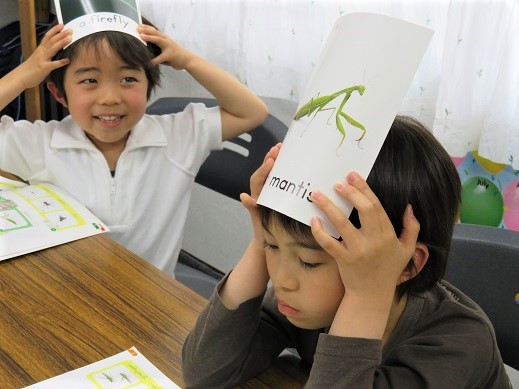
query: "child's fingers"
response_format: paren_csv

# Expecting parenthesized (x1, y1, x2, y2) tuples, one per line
(40, 24, 65, 45)
(151, 53, 169, 66)
(48, 30, 73, 54)
(139, 36, 174, 65)
(243, 144, 281, 200)
(239, 192, 256, 212)
(139, 32, 171, 62)
(38, 27, 72, 58)
(310, 190, 360, 245)
(139, 32, 162, 45)
(43, 58, 70, 74)
(346, 172, 380, 204)
(249, 156, 275, 198)
(310, 215, 345, 258)
(139, 30, 169, 48)
(240, 192, 265, 241)
(137, 24, 158, 34)
(399, 204, 420, 250)
(263, 143, 281, 164)
(43, 26, 72, 49)
(335, 172, 390, 233)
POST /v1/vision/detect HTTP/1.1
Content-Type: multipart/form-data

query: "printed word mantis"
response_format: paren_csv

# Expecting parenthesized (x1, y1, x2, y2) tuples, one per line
(294, 85, 366, 149)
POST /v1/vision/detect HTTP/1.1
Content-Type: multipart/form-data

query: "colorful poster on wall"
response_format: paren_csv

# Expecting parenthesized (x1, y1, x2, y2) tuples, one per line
(453, 151, 519, 231)
(257, 12, 434, 237)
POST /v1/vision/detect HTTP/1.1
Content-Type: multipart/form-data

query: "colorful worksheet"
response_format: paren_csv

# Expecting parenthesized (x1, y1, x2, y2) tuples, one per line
(23, 347, 181, 389)
(0, 175, 108, 261)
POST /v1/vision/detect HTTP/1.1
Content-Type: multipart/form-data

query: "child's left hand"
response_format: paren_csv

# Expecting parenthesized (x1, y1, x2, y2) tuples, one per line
(310, 172, 420, 302)
(137, 24, 193, 70)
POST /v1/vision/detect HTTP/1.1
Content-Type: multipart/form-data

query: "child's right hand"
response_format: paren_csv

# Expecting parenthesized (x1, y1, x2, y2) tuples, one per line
(309, 173, 420, 339)
(18, 24, 72, 90)
(220, 143, 281, 309)
(240, 143, 281, 246)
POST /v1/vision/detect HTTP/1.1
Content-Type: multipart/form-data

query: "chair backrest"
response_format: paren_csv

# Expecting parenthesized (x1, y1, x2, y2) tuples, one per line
(146, 97, 289, 201)
(443, 223, 519, 370)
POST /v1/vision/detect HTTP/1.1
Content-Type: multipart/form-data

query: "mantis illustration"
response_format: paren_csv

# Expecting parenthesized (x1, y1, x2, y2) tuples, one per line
(99, 372, 114, 382)
(293, 85, 366, 149)
(120, 371, 132, 383)
(0, 212, 17, 225)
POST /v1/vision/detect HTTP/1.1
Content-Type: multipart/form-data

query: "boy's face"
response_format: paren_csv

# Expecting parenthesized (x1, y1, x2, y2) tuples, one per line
(54, 40, 148, 149)
(264, 221, 345, 330)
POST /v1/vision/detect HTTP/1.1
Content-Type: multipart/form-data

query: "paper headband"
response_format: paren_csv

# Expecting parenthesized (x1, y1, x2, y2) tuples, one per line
(53, 0, 145, 47)
(257, 13, 434, 237)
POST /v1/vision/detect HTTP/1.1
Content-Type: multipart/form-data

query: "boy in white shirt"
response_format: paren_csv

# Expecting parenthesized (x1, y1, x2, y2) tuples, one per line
(0, 23, 268, 274)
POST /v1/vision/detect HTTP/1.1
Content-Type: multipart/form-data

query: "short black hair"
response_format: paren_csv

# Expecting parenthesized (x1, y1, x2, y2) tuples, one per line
(48, 27, 161, 101)
(260, 115, 461, 299)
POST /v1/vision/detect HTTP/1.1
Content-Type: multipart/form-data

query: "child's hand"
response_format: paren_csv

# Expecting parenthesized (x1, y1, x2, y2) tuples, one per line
(240, 143, 282, 246)
(19, 24, 72, 90)
(137, 24, 193, 70)
(220, 144, 282, 309)
(310, 172, 420, 301)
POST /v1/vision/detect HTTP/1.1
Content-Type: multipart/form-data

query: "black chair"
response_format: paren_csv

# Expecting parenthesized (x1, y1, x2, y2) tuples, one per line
(444, 223, 519, 371)
(146, 97, 288, 297)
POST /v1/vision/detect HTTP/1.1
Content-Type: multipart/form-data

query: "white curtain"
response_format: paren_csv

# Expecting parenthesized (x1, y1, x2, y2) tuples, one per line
(139, 0, 519, 169)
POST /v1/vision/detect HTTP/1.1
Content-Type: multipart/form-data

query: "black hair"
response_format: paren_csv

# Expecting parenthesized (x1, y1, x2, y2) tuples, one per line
(260, 115, 462, 299)
(48, 20, 161, 101)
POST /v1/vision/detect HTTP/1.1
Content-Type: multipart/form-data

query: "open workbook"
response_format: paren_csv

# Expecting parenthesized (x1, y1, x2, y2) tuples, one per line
(23, 346, 180, 388)
(0, 175, 108, 261)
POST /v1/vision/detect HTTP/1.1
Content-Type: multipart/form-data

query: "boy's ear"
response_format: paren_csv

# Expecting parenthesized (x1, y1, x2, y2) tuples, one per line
(398, 243, 429, 284)
(46, 82, 68, 107)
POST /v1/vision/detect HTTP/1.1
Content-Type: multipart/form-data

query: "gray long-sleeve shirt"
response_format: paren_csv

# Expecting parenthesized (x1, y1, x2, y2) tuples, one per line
(182, 278, 511, 388)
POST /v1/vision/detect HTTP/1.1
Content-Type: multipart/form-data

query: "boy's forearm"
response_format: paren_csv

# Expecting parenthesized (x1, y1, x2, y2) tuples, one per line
(219, 240, 269, 309)
(0, 67, 29, 114)
(183, 53, 268, 140)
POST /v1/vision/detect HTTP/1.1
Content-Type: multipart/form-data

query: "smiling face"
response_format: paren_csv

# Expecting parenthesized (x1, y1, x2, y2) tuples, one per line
(263, 220, 345, 330)
(49, 39, 149, 151)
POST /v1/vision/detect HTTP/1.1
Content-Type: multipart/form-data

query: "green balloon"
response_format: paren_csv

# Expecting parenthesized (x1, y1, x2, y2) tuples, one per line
(460, 176, 504, 226)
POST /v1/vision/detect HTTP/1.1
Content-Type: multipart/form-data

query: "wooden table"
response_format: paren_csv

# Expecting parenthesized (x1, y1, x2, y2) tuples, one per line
(0, 234, 307, 388)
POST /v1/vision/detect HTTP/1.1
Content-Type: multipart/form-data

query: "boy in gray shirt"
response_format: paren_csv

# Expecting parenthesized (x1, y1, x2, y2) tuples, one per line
(183, 116, 510, 388)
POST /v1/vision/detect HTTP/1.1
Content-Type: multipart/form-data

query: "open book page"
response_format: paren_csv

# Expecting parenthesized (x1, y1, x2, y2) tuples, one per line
(0, 175, 108, 261)
(23, 346, 181, 389)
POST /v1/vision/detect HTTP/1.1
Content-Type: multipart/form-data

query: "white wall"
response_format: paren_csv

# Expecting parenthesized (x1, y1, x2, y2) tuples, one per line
(0, 0, 22, 25)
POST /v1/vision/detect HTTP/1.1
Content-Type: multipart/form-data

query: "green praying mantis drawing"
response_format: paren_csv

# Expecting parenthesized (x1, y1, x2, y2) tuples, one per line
(100, 372, 114, 382)
(120, 371, 132, 383)
(294, 85, 366, 149)
(0, 212, 17, 225)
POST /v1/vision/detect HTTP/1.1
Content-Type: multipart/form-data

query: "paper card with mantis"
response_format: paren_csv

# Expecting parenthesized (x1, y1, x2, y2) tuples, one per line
(294, 85, 367, 150)
(257, 12, 434, 238)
